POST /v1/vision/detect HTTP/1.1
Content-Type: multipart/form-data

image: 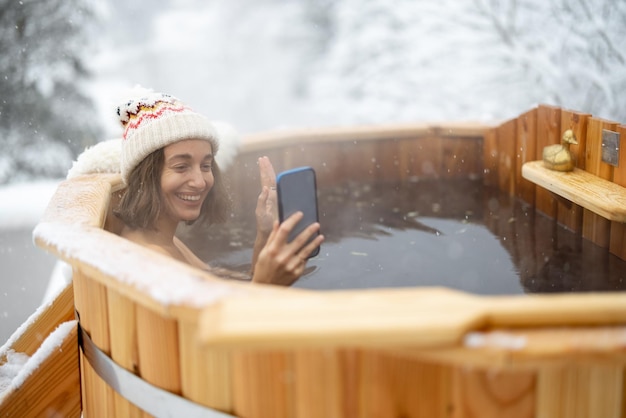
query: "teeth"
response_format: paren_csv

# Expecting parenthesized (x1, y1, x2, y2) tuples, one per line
(178, 194, 201, 201)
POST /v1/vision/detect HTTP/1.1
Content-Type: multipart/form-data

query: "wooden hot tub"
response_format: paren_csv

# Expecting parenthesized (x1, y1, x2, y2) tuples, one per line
(2, 104, 626, 418)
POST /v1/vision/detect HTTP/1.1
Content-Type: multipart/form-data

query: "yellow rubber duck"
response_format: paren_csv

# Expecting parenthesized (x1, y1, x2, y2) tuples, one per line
(542, 129, 578, 171)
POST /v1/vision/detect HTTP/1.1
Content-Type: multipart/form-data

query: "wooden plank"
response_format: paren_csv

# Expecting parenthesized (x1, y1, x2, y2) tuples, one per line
(586, 117, 617, 180)
(232, 350, 296, 418)
(358, 352, 453, 418)
(497, 118, 517, 195)
(441, 136, 482, 179)
(200, 288, 485, 349)
(557, 109, 590, 232)
(373, 137, 402, 182)
(521, 161, 626, 222)
(72, 267, 90, 418)
(291, 349, 348, 418)
(413, 134, 442, 179)
(561, 108, 590, 171)
(515, 108, 537, 205)
(335, 139, 379, 182)
(536, 365, 622, 418)
(483, 127, 499, 187)
(404, 326, 626, 370)
(199, 287, 626, 350)
(452, 368, 535, 418)
(241, 123, 486, 153)
(304, 141, 350, 187)
(0, 281, 74, 359)
(613, 124, 626, 187)
(583, 118, 618, 247)
(393, 137, 420, 181)
(136, 305, 182, 395)
(39, 173, 122, 228)
(534, 105, 561, 218)
(79, 272, 115, 418)
(609, 124, 626, 260)
(0, 321, 81, 418)
(178, 320, 233, 412)
(107, 288, 143, 418)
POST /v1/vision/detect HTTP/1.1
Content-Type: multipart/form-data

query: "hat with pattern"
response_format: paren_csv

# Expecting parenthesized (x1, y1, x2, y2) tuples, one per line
(117, 87, 219, 184)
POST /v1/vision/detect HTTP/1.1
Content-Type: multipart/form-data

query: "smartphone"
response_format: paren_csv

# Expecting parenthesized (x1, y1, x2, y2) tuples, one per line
(276, 166, 320, 258)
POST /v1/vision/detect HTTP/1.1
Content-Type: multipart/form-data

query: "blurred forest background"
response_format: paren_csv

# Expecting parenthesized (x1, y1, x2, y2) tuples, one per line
(1, 0, 625, 184)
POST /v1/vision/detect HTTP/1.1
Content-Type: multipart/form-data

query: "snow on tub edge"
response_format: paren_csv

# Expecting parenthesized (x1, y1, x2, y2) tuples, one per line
(0, 320, 76, 399)
(33, 221, 238, 309)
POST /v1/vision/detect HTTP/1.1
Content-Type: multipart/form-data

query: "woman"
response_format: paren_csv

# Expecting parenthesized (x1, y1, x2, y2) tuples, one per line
(113, 88, 323, 286)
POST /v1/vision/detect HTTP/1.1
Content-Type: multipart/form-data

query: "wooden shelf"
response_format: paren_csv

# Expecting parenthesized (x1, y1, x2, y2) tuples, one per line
(522, 160, 626, 222)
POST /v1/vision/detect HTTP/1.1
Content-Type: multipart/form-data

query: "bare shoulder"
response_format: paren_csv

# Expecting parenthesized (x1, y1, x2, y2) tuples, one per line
(173, 236, 209, 270)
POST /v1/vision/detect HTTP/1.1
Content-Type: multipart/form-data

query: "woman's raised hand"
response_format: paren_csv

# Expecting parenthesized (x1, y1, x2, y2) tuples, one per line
(252, 211, 324, 286)
(255, 156, 278, 236)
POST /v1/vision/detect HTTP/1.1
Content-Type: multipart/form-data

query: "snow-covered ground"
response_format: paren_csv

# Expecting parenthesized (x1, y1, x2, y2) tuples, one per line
(0, 180, 63, 344)
(0, 180, 60, 231)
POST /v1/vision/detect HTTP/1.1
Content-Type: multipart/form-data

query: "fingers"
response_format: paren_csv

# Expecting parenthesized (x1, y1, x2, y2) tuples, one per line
(258, 156, 277, 189)
(275, 212, 323, 254)
(298, 231, 324, 259)
(257, 185, 269, 203)
(254, 186, 269, 217)
(252, 216, 323, 286)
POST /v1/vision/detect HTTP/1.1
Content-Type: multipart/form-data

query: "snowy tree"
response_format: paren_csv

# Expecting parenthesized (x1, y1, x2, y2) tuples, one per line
(465, 0, 626, 121)
(83, 0, 626, 134)
(307, 0, 497, 124)
(0, 0, 102, 183)
(307, 0, 626, 125)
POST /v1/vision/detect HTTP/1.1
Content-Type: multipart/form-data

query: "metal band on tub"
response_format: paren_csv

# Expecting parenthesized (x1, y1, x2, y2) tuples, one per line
(78, 322, 236, 418)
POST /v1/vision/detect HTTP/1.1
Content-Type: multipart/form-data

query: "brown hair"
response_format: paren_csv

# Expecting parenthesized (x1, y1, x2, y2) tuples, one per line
(115, 148, 231, 230)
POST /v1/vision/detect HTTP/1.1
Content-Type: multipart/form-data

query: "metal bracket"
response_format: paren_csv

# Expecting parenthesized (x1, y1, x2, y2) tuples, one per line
(601, 129, 620, 167)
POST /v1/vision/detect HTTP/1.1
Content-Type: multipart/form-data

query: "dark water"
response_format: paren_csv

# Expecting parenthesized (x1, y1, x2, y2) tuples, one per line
(188, 179, 626, 295)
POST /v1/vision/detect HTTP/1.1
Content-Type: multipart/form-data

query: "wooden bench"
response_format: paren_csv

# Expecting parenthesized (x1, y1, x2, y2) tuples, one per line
(522, 160, 626, 222)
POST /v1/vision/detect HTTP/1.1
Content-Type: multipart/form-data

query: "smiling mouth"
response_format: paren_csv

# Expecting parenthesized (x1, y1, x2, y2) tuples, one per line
(177, 193, 202, 202)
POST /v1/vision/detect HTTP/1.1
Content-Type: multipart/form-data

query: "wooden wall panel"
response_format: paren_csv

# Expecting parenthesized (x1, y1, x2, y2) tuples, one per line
(0, 323, 81, 418)
(292, 349, 348, 418)
(582, 118, 618, 248)
(375, 138, 404, 182)
(441, 136, 482, 180)
(76, 272, 115, 418)
(410, 134, 443, 179)
(515, 108, 538, 205)
(562, 109, 590, 171)
(483, 127, 499, 188)
(534, 105, 561, 219)
(178, 320, 233, 412)
(107, 288, 143, 418)
(556, 109, 590, 232)
(135, 306, 182, 395)
(537, 365, 623, 418)
(497, 118, 517, 196)
(395, 137, 436, 181)
(232, 350, 296, 418)
(452, 368, 536, 418)
(609, 124, 626, 260)
(358, 352, 453, 418)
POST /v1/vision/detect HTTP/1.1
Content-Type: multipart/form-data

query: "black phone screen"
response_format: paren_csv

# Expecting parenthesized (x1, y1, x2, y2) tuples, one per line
(276, 166, 320, 258)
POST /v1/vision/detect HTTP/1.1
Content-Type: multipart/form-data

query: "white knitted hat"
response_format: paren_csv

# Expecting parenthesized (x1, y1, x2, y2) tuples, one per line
(117, 87, 219, 184)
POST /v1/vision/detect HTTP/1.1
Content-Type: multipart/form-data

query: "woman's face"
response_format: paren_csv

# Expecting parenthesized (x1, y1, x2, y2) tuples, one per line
(160, 139, 214, 224)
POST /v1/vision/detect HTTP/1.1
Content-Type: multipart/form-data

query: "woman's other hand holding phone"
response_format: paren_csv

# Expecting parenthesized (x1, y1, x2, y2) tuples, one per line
(252, 212, 324, 286)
